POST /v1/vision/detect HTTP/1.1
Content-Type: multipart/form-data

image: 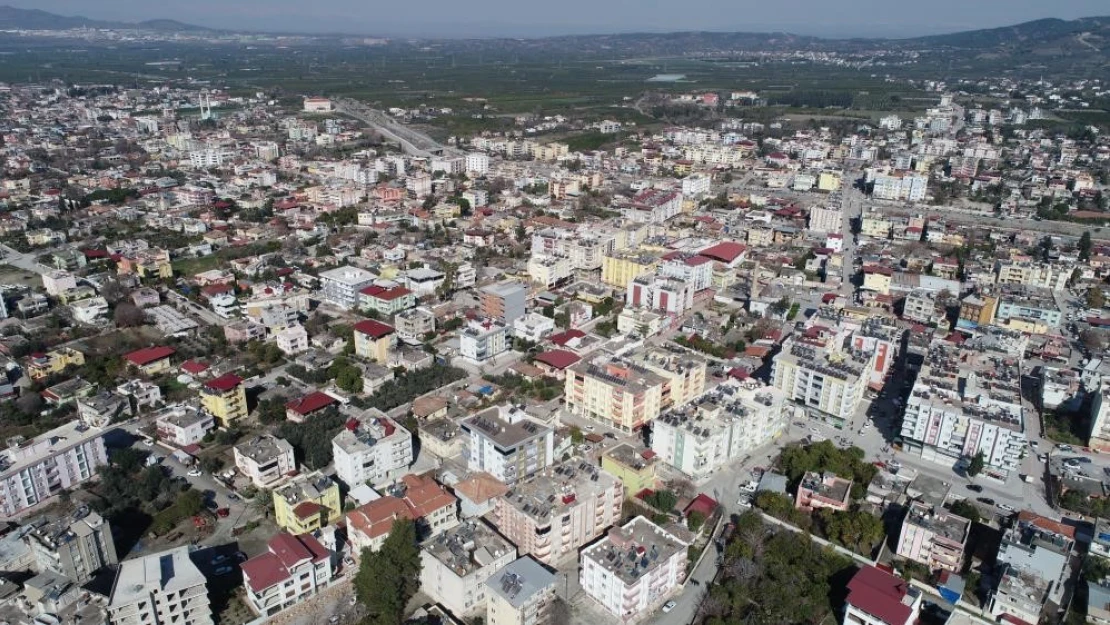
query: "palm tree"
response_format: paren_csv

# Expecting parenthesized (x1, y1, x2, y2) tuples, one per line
(251, 490, 274, 519)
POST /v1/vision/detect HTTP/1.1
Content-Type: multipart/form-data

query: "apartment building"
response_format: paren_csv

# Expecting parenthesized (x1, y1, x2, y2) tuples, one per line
(601, 444, 658, 496)
(200, 373, 248, 427)
(995, 260, 1070, 291)
(462, 405, 554, 485)
(155, 406, 215, 448)
(902, 289, 947, 327)
(241, 532, 333, 617)
(394, 307, 436, 344)
(24, 510, 118, 584)
(234, 435, 296, 489)
(353, 319, 396, 363)
(808, 205, 843, 234)
(490, 457, 622, 565)
(358, 284, 415, 316)
(273, 471, 342, 534)
(900, 336, 1027, 475)
(772, 330, 875, 425)
(601, 250, 658, 288)
(564, 356, 666, 433)
(990, 513, 1075, 625)
(26, 347, 85, 381)
(420, 520, 518, 618)
(995, 285, 1063, 328)
(108, 546, 213, 625)
(485, 556, 557, 625)
(579, 517, 688, 619)
(318, 266, 377, 309)
(275, 324, 309, 355)
(651, 379, 786, 480)
(332, 414, 413, 487)
(0, 421, 109, 516)
(626, 274, 693, 316)
(895, 501, 971, 573)
(460, 319, 511, 363)
(528, 254, 574, 288)
(871, 172, 927, 202)
(843, 565, 923, 625)
(530, 230, 615, 271)
(956, 294, 998, 331)
(626, 188, 683, 223)
(794, 471, 853, 512)
(480, 282, 529, 325)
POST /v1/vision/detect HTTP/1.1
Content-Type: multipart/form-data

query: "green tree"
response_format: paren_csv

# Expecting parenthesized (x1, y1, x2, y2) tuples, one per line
(948, 499, 981, 524)
(355, 519, 421, 625)
(1088, 287, 1105, 310)
(967, 451, 985, 478)
(1079, 231, 1093, 262)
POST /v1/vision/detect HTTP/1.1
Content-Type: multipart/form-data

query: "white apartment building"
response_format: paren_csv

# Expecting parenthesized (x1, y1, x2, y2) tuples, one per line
(466, 152, 490, 176)
(234, 435, 297, 489)
(626, 274, 693, 316)
(809, 205, 843, 234)
(580, 517, 688, 620)
(658, 253, 713, 292)
(318, 266, 377, 309)
(680, 173, 711, 199)
(527, 254, 574, 288)
(485, 556, 557, 625)
(871, 172, 928, 202)
(462, 405, 554, 485)
(771, 330, 875, 425)
(530, 229, 615, 271)
(0, 421, 108, 516)
(651, 380, 786, 480)
(512, 313, 556, 344)
(995, 260, 1070, 291)
(108, 546, 213, 625)
(900, 337, 1027, 476)
(332, 414, 414, 488)
(276, 324, 310, 355)
(421, 521, 518, 618)
(460, 319, 510, 363)
(241, 532, 333, 618)
(155, 406, 215, 448)
(395, 307, 436, 344)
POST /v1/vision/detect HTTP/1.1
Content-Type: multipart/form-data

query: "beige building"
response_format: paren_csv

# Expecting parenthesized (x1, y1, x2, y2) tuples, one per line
(420, 520, 517, 618)
(490, 458, 623, 565)
(485, 556, 557, 625)
(895, 501, 970, 573)
(579, 517, 688, 619)
(108, 546, 212, 625)
(234, 436, 296, 489)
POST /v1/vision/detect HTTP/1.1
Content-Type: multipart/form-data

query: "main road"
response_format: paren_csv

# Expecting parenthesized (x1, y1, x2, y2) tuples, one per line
(333, 98, 459, 158)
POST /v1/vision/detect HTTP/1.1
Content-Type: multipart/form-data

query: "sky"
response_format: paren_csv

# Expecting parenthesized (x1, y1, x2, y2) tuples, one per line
(7, 0, 1109, 38)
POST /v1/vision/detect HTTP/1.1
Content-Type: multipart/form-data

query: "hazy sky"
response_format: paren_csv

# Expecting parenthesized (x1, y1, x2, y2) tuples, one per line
(8, 0, 1109, 38)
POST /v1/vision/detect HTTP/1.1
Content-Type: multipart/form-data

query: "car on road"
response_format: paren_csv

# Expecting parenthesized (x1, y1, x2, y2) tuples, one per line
(1058, 444, 1075, 452)
(187, 468, 202, 477)
(976, 497, 996, 506)
(998, 503, 1016, 513)
(1071, 456, 1093, 464)
(966, 484, 983, 493)
(585, 425, 595, 431)
(604, 432, 617, 439)
(662, 601, 677, 613)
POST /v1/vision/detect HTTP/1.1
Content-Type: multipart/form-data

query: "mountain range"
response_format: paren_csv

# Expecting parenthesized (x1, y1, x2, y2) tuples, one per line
(0, 4, 1107, 62)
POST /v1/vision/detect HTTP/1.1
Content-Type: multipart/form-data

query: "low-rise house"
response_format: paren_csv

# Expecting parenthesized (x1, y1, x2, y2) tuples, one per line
(76, 391, 132, 428)
(795, 471, 853, 513)
(895, 501, 970, 573)
(124, 346, 175, 375)
(285, 391, 339, 423)
(155, 405, 215, 447)
(241, 532, 334, 617)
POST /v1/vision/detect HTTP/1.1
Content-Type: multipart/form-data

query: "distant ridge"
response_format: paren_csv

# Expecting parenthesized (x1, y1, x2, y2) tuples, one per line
(0, 5, 209, 32)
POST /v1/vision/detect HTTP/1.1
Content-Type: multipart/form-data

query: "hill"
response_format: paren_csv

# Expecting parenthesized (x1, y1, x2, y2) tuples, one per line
(0, 5, 207, 32)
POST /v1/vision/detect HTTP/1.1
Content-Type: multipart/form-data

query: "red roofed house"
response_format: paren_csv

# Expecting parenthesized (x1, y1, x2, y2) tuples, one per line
(345, 474, 458, 552)
(697, 241, 747, 267)
(844, 565, 922, 625)
(241, 532, 334, 617)
(533, 349, 581, 379)
(201, 373, 249, 427)
(124, 346, 175, 375)
(353, 319, 397, 364)
(359, 284, 416, 316)
(285, 391, 339, 423)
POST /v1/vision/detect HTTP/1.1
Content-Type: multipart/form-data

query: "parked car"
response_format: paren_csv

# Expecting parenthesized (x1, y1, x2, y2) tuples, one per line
(1058, 444, 1075, 452)
(998, 503, 1016, 513)
(1071, 456, 1093, 464)
(211, 555, 228, 566)
(213, 566, 234, 576)
(662, 601, 677, 613)
(966, 484, 983, 493)
(187, 468, 202, 477)
(976, 497, 996, 506)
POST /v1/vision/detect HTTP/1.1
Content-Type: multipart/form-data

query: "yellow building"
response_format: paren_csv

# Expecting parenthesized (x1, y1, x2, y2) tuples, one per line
(745, 226, 774, 247)
(860, 214, 891, 239)
(200, 373, 249, 427)
(601, 444, 658, 496)
(817, 171, 842, 192)
(862, 266, 893, 295)
(123, 346, 175, 376)
(353, 319, 396, 364)
(273, 471, 342, 534)
(636, 349, 707, 409)
(601, 250, 658, 288)
(118, 249, 173, 280)
(26, 347, 85, 381)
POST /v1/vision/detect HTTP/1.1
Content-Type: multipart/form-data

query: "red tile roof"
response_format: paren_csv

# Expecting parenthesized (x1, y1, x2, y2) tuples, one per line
(242, 532, 330, 593)
(684, 493, 719, 518)
(286, 391, 337, 415)
(291, 501, 324, 520)
(534, 349, 581, 370)
(204, 373, 243, 392)
(124, 346, 175, 366)
(241, 552, 285, 593)
(181, 360, 209, 375)
(846, 566, 914, 625)
(549, 329, 586, 346)
(353, 319, 395, 339)
(698, 241, 747, 264)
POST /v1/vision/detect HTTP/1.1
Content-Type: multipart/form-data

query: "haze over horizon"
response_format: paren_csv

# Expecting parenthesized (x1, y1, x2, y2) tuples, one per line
(5, 0, 1109, 38)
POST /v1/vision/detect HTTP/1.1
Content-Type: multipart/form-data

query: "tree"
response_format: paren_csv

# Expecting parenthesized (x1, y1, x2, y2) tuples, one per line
(355, 519, 421, 625)
(1079, 231, 1093, 262)
(948, 499, 981, 524)
(967, 451, 985, 478)
(113, 302, 148, 327)
(688, 510, 707, 532)
(1088, 287, 1105, 310)
(1082, 329, 1106, 352)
